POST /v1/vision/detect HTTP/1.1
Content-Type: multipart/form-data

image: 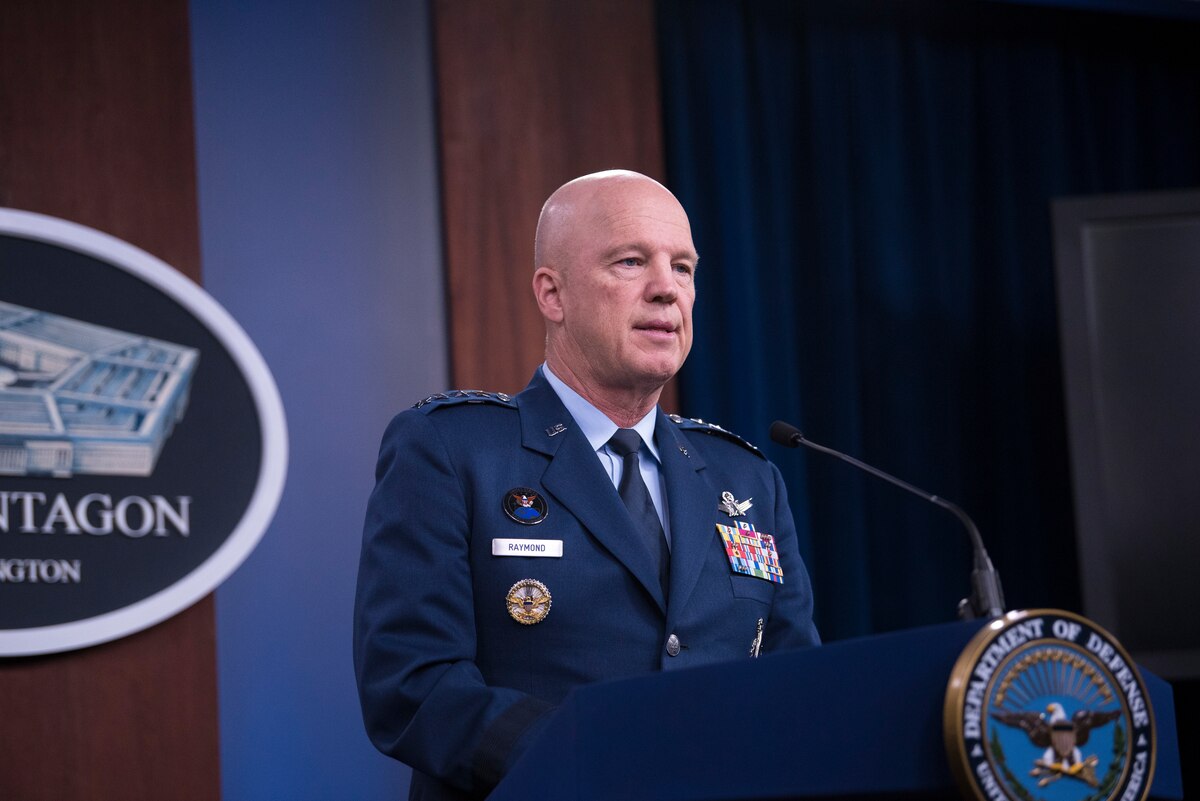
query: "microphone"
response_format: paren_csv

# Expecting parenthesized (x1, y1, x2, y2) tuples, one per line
(769, 420, 1006, 620)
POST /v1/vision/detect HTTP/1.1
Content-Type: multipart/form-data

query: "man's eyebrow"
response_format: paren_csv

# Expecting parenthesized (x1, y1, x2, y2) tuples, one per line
(600, 243, 648, 261)
(600, 243, 700, 264)
(671, 249, 700, 267)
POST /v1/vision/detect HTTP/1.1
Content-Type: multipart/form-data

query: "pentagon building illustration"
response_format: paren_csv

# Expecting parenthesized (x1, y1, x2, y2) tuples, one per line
(0, 300, 199, 477)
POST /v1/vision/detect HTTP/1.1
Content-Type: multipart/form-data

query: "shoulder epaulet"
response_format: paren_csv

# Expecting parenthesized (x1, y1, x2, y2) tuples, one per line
(412, 389, 517, 411)
(668, 414, 764, 458)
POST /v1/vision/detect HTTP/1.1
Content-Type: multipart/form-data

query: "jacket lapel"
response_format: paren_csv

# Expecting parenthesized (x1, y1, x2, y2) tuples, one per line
(656, 412, 712, 622)
(518, 372, 667, 613)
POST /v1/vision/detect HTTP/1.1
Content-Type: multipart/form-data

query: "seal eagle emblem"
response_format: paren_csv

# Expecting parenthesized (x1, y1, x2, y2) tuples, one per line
(992, 701, 1120, 788)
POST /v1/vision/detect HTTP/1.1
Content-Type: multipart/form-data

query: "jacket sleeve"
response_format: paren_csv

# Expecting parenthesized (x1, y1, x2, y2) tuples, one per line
(765, 460, 821, 650)
(353, 411, 555, 794)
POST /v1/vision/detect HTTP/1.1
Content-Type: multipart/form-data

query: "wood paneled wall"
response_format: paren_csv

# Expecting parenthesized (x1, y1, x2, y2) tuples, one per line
(433, 0, 676, 408)
(0, 2, 219, 799)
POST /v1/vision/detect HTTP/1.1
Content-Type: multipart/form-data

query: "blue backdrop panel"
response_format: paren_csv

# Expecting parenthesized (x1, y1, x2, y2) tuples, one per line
(190, 1, 444, 797)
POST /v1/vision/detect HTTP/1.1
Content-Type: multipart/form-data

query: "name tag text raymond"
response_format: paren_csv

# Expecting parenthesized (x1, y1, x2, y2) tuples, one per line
(491, 539, 563, 557)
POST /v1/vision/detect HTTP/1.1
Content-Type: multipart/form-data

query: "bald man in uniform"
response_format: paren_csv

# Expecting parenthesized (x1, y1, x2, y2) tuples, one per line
(354, 171, 819, 801)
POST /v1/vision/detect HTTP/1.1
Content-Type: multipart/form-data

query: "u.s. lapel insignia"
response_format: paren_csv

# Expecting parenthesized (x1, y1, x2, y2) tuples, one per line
(503, 487, 548, 524)
(719, 490, 752, 517)
(506, 578, 552, 625)
(545, 422, 567, 437)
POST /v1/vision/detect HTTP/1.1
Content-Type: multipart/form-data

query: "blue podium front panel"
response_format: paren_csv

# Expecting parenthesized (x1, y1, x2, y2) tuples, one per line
(490, 621, 1182, 801)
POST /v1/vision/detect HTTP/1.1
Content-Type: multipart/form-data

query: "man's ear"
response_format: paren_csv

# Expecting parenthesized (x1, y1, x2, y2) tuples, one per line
(532, 266, 565, 323)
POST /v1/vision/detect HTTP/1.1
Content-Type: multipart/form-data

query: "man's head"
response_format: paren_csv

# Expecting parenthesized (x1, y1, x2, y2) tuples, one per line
(532, 170, 698, 414)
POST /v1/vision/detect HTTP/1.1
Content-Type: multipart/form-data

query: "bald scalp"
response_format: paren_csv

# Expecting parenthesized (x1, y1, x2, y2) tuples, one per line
(533, 170, 677, 272)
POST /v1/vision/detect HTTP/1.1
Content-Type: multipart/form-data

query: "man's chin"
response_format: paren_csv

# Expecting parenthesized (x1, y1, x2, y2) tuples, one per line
(627, 360, 682, 391)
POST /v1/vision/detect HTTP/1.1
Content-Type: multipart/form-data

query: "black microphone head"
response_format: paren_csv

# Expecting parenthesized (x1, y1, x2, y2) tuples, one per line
(769, 420, 804, 447)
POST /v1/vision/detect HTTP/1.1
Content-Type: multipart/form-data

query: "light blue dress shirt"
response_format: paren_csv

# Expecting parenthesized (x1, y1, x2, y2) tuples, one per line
(542, 363, 671, 547)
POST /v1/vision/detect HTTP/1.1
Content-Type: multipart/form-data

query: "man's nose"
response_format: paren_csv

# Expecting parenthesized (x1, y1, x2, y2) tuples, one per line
(644, 257, 678, 302)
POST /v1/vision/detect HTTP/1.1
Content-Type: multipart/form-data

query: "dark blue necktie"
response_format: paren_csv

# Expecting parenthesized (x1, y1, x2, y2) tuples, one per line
(607, 428, 670, 598)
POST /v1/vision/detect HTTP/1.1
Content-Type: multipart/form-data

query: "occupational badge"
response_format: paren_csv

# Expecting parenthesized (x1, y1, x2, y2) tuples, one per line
(502, 487, 548, 525)
(506, 578, 552, 625)
(716, 521, 783, 584)
(718, 491, 752, 517)
(944, 609, 1155, 801)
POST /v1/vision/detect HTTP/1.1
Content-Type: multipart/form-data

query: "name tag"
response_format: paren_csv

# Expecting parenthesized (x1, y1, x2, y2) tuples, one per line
(492, 538, 563, 557)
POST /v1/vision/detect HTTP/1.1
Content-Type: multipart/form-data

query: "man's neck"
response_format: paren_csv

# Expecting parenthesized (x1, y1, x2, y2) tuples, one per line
(543, 357, 663, 429)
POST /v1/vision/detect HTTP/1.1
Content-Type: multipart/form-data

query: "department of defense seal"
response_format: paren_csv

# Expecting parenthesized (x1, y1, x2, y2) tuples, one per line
(944, 609, 1155, 801)
(506, 578, 551, 625)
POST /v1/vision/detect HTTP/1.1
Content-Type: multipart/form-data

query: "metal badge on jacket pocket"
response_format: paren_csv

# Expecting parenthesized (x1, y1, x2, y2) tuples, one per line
(506, 578, 552, 624)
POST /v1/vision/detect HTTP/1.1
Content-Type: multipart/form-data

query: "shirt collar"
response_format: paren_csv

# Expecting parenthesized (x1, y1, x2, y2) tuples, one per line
(541, 363, 661, 464)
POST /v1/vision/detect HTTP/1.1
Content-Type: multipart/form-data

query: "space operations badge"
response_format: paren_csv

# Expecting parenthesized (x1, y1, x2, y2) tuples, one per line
(944, 609, 1155, 801)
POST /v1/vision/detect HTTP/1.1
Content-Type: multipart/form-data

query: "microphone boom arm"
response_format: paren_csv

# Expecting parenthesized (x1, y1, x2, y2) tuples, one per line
(769, 420, 1006, 620)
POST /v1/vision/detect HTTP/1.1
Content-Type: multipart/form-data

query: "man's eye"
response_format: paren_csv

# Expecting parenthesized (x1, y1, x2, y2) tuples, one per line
(620, 258, 641, 267)
(674, 263, 694, 275)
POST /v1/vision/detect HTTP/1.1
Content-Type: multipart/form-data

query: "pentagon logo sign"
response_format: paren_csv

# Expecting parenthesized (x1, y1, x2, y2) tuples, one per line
(0, 208, 287, 656)
(945, 609, 1155, 801)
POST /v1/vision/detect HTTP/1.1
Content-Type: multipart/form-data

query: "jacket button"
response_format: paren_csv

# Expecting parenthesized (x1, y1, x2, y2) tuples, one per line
(666, 634, 681, 656)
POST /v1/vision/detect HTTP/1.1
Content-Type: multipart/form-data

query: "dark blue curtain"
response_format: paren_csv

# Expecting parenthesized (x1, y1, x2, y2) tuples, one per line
(657, 0, 1200, 640)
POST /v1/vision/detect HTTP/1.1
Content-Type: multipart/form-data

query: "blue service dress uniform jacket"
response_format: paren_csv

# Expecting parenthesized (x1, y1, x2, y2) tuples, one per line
(353, 370, 820, 801)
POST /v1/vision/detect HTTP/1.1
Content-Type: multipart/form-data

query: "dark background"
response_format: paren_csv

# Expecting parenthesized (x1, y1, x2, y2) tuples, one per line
(657, 0, 1199, 789)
